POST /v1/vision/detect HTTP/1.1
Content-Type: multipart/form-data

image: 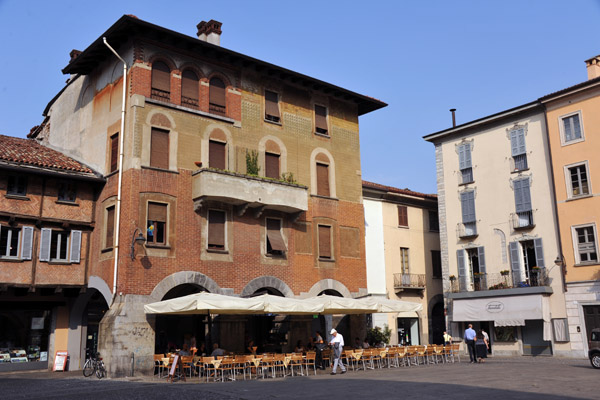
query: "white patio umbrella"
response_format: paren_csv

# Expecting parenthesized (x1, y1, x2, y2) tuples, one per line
(361, 297, 423, 313)
(307, 294, 380, 314)
(144, 292, 265, 315)
(254, 293, 325, 315)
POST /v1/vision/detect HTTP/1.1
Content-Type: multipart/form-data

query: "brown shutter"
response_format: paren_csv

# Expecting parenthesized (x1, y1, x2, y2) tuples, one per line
(265, 153, 280, 179)
(209, 140, 226, 170)
(181, 70, 199, 100)
(106, 206, 115, 248)
(266, 219, 286, 252)
(208, 210, 225, 248)
(398, 206, 408, 226)
(315, 105, 328, 134)
(148, 202, 167, 222)
(151, 61, 171, 92)
(318, 225, 331, 259)
(150, 128, 169, 169)
(209, 78, 226, 107)
(110, 133, 119, 172)
(265, 90, 280, 119)
(316, 163, 330, 197)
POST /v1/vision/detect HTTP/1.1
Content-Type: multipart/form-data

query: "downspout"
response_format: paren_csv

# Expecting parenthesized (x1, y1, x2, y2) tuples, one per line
(103, 37, 127, 302)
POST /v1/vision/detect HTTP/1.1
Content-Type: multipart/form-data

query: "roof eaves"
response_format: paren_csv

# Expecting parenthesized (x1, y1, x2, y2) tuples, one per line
(539, 76, 600, 103)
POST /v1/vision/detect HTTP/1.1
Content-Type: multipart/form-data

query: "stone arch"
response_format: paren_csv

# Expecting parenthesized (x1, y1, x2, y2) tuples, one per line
(146, 108, 176, 129)
(207, 71, 232, 88)
(240, 276, 294, 298)
(309, 147, 337, 198)
(148, 54, 177, 72)
(89, 275, 113, 306)
(150, 271, 221, 302)
(258, 135, 287, 177)
(306, 279, 351, 298)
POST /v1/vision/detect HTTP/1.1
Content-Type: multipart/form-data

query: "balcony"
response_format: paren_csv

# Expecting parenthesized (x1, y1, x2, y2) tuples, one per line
(192, 168, 308, 217)
(394, 273, 426, 291)
(457, 222, 478, 239)
(511, 210, 535, 230)
(450, 269, 549, 293)
(511, 154, 528, 172)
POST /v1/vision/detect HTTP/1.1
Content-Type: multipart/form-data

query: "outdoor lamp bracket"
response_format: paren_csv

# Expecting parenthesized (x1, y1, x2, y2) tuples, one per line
(130, 228, 146, 260)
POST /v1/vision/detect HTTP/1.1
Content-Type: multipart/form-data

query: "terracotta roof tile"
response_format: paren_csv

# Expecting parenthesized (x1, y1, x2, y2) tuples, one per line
(362, 180, 437, 200)
(0, 134, 94, 174)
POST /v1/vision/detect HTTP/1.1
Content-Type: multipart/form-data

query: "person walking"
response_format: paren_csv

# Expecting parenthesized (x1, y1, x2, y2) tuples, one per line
(475, 329, 489, 363)
(314, 331, 325, 370)
(329, 329, 346, 375)
(464, 324, 477, 363)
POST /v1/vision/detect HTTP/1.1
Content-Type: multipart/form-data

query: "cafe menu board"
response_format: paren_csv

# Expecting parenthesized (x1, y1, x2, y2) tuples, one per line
(53, 351, 68, 371)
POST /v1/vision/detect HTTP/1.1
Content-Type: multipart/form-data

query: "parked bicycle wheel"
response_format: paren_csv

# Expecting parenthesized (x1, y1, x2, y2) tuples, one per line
(82, 358, 95, 377)
(96, 360, 106, 379)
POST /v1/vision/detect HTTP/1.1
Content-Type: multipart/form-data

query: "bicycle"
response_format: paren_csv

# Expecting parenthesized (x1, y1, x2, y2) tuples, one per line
(82, 349, 106, 379)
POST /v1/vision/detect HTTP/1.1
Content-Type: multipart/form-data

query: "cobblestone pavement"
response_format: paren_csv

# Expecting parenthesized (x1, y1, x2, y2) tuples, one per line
(0, 356, 597, 399)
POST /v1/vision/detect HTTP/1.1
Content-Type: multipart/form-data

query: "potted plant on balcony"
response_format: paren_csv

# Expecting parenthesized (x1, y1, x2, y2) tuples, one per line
(500, 270, 510, 276)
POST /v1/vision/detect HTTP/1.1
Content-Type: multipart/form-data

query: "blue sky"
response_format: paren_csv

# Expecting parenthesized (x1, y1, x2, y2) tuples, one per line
(1, 1, 599, 193)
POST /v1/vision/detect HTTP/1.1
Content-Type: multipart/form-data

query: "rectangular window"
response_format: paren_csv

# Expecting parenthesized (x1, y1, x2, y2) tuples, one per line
(510, 128, 528, 171)
(458, 143, 473, 184)
(0, 226, 21, 258)
(568, 163, 590, 197)
(398, 206, 408, 227)
(266, 218, 285, 256)
(105, 206, 115, 249)
(7, 176, 28, 196)
(316, 163, 330, 197)
(209, 140, 226, 170)
(147, 202, 167, 245)
(50, 231, 70, 262)
(574, 225, 598, 264)
(110, 133, 119, 173)
(460, 191, 476, 236)
(318, 225, 332, 259)
(513, 178, 533, 227)
(429, 210, 439, 231)
(208, 209, 226, 250)
(431, 250, 442, 278)
(58, 181, 77, 203)
(150, 128, 169, 169)
(265, 152, 280, 179)
(400, 247, 409, 274)
(561, 113, 583, 144)
(265, 90, 280, 123)
(315, 105, 328, 135)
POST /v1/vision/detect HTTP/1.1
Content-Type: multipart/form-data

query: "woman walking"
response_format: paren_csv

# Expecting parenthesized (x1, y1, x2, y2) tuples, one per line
(475, 329, 489, 363)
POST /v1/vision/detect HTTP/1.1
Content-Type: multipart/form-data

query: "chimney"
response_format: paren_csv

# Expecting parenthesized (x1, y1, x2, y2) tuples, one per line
(197, 20, 223, 46)
(585, 55, 600, 80)
(449, 108, 456, 127)
(70, 49, 82, 63)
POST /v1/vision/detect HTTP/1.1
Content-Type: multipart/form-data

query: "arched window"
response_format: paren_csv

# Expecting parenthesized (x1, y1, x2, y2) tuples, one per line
(181, 69, 199, 108)
(209, 77, 226, 115)
(264, 140, 281, 179)
(151, 61, 171, 102)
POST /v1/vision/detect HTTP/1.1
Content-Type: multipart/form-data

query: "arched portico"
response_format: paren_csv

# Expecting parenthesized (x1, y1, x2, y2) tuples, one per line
(150, 271, 221, 302)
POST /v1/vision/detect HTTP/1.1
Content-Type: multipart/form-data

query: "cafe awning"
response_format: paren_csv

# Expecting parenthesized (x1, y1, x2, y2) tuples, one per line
(452, 294, 545, 326)
(362, 297, 423, 314)
(144, 292, 265, 315)
(255, 293, 324, 315)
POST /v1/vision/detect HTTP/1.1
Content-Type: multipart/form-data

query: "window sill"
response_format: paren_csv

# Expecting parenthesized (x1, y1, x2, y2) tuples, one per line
(310, 194, 339, 201)
(266, 253, 286, 259)
(5, 194, 30, 201)
(561, 138, 585, 147)
(48, 260, 72, 265)
(398, 225, 409, 229)
(458, 181, 474, 186)
(318, 257, 335, 262)
(56, 200, 79, 206)
(141, 165, 180, 174)
(264, 118, 282, 126)
(574, 262, 600, 267)
(207, 248, 229, 254)
(314, 132, 330, 139)
(510, 167, 530, 174)
(146, 244, 171, 250)
(0, 257, 24, 263)
(100, 247, 114, 254)
(429, 229, 440, 233)
(566, 194, 593, 202)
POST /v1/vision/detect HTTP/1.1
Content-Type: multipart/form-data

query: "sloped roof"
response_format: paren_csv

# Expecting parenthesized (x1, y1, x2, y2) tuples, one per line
(362, 180, 437, 200)
(539, 75, 600, 101)
(0, 134, 100, 179)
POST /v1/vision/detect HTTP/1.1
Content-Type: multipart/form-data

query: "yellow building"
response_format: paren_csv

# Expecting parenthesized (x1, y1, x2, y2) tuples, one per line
(541, 56, 600, 357)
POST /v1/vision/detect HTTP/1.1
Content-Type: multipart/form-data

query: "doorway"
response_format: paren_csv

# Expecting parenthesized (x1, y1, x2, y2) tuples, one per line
(522, 320, 551, 355)
(584, 305, 600, 342)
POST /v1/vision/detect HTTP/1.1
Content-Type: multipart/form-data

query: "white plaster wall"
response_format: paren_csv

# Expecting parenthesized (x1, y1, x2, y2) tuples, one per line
(364, 199, 386, 295)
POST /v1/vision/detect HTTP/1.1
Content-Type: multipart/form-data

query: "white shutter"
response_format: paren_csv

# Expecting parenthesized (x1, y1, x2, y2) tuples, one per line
(39, 228, 52, 262)
(70, 230, 82, 264)
(20, 226, 34, 260)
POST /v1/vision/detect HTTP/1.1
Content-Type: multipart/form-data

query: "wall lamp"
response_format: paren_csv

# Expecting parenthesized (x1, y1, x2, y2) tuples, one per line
(130, 228, 147, 260)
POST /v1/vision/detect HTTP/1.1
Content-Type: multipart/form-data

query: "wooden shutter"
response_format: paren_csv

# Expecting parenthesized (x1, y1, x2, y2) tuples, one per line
(509, 241, 521, 285)
(20, 226, 34, 260)
(150, 128, 169, 169)
(265, 153, 280, 179)
(315, 105, 328, 134)
(266, 219, 286, 252)
(209, 78, 226, 107)
(510, 129, 526, 156)
(318, 225, 331, 259)
(398, 206, 408, 226)
(70, 230, 82, 263)
(208, 210, 225, 248)
(148, 203, 167, 222)
(265, 90, 280, 120)
(106, 206, 115, 248)
(39, 228, 51, 262)
(110, 133, 119, 173)
(461, 191, 475, 223)
(316, 163, 330, 197)
(209, 140, 226, 170)
(464, 144, 472, 168)
(534, 238, 545, 268)
(151, 61, 171, 92)
(458, 144, 466, 169)
(514, 179, 532, 212)
(477, 246, 486, 274)
(181, 70, 199, 100)
(457, 249, 467, 290)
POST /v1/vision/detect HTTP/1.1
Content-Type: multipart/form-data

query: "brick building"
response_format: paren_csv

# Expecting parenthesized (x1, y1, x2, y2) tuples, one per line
(29, 16, 385, 375)
(0, 134, 104, 370)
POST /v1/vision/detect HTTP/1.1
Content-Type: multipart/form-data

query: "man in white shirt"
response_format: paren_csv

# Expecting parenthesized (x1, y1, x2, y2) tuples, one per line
(329, 329, 346, 375)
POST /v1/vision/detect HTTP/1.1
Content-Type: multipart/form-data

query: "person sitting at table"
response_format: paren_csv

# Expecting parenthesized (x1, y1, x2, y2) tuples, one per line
(197, 342, 207, 357)
(179, 343, 191, 356)
(354, 337, 363, 349)
(307, 336, 315, 351)
(363, 338, 370, 349)
(246, 340, 257, 355)
(210, 343, 226, 357)
(295, 340, 305, 353)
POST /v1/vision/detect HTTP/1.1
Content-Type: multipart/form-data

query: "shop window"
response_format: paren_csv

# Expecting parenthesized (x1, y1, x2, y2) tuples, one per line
(7, 175, 28, 196)
(494, 326, 516, 342)
(151, 61, 171, 102)
(147, 202, 167, 246)
(208, 209, 226, 250)
(39, 228, 81, 263)
(109, 133, 119, 173)
(150, 127, 169, 169)
(57, 181, 77, 203)
(318, 225, 332, 260)
(266, 218, 285, 256)
(265, 90, 280, 123)
(209, 77, 226, 116)
(181, 69, 199, 108)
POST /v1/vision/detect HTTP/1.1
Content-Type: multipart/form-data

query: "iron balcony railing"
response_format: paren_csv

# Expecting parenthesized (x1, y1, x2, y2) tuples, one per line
(450, 269, 549, 293)
(511, 154, 528, 172)
(511, 210, 535, 230)
(457, 222, 478, 239)
(394, 273, 426, 290)
(181, 95, 199, 109)
(151, 88, 170, 102)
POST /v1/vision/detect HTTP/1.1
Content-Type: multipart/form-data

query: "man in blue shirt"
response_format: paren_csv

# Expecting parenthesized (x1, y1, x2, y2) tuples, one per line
(464, 324, 477, 363)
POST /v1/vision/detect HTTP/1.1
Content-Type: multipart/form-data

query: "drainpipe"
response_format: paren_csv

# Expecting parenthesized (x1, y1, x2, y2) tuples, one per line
(103, 37, 127, 301)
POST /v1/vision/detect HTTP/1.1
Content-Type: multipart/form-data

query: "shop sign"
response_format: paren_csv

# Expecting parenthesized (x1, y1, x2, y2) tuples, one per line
(53, 351, 68, 371)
